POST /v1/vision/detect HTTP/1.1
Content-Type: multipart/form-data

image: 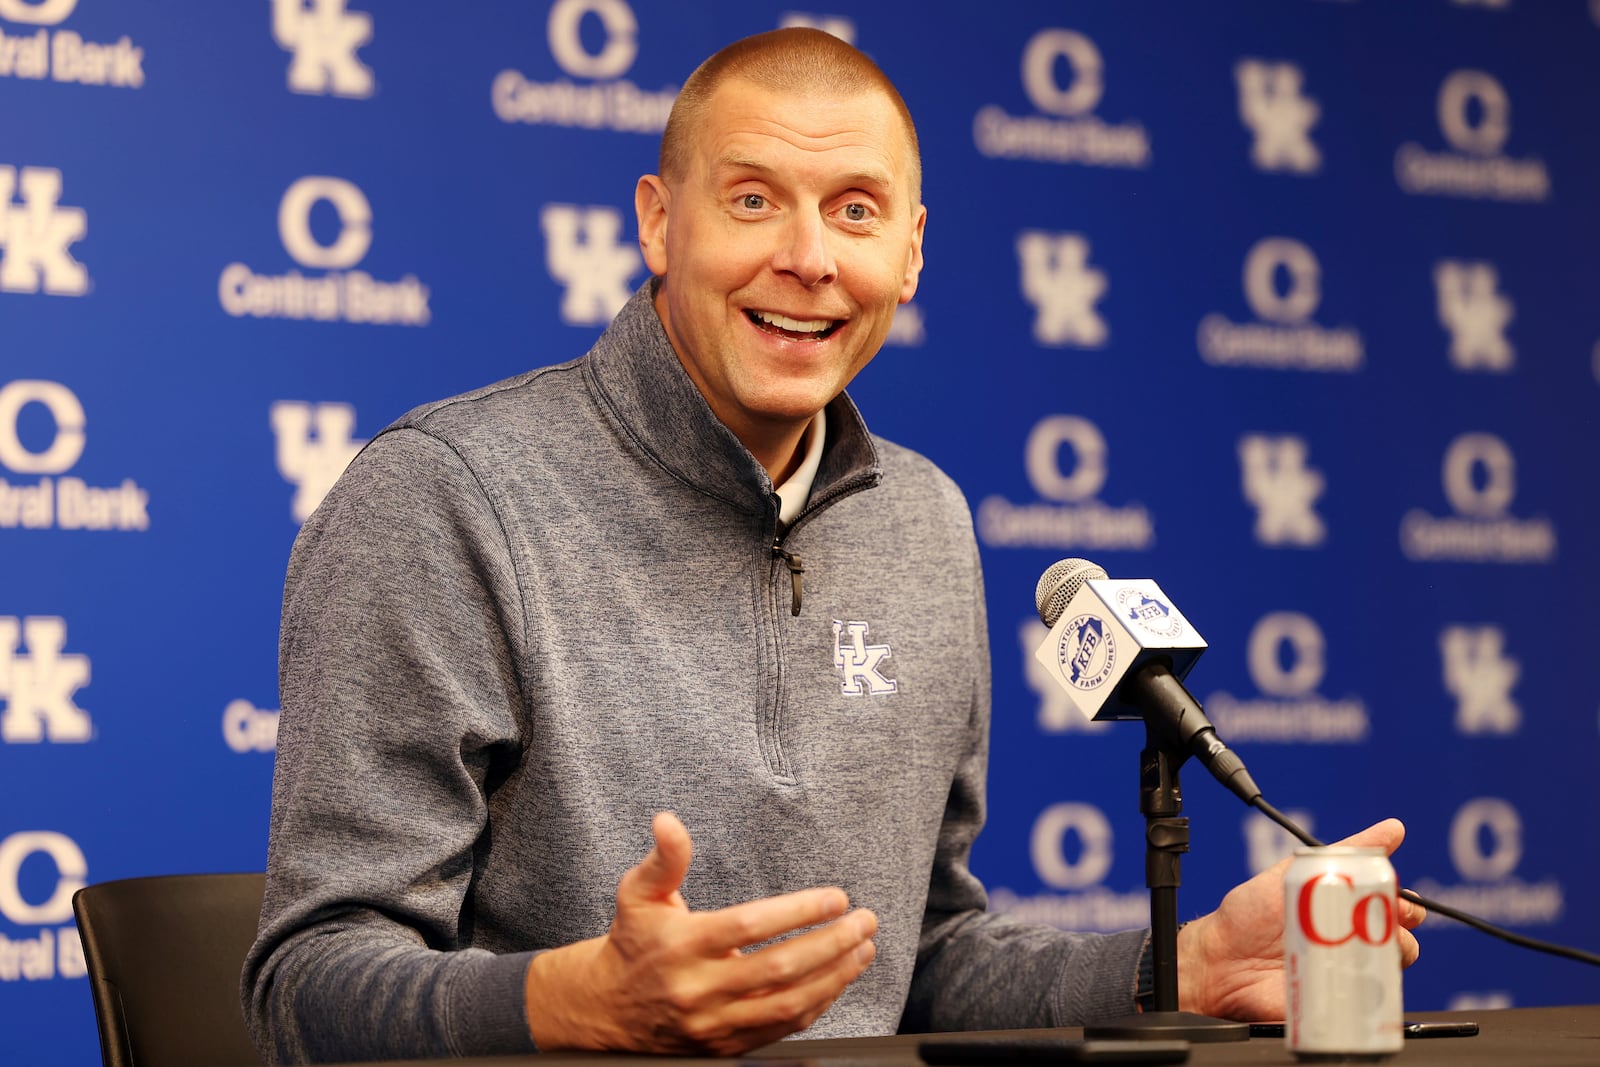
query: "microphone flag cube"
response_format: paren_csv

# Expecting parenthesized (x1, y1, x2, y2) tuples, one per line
(1033, 578, 1207, 723)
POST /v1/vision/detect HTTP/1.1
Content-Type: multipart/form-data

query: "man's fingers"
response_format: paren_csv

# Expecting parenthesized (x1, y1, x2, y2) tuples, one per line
(619, 811, 694, 906)
(719, 908, 878, 997)
(690, 886, 853, 956)
(692, 927, 877, 1044)
(1331, 817, 1406, 856)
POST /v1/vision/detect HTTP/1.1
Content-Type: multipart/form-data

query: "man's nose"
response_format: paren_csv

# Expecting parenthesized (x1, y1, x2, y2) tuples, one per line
(772, 211, 837, 287)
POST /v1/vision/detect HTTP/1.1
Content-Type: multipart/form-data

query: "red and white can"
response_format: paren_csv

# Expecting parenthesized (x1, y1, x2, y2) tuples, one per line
(1284, 846, 1403, 1061)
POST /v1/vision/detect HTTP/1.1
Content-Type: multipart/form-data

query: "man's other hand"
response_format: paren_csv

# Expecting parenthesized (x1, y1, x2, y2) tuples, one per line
(1176, 817, 1425, 1021)
(524, 811, 878, 1053)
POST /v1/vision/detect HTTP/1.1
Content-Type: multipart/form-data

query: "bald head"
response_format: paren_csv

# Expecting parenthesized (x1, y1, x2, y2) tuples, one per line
(659, 28, 922, 202)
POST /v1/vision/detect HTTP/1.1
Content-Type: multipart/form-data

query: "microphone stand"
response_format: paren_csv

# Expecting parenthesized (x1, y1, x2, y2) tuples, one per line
(1084, 717, 1249, 1042)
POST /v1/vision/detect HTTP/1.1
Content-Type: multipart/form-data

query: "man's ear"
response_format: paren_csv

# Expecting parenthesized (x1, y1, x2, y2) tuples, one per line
(899, 203, 928, 304)
(636, 175, 670, 277)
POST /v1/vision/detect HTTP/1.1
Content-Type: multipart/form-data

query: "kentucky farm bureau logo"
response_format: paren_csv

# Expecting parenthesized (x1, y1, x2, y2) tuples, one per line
(1055, 613, 1115, 691)
(1117, 587, 1183, 639)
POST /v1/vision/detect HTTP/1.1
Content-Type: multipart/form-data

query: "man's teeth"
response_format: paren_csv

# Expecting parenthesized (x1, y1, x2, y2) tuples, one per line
(752, 310, 834, 335)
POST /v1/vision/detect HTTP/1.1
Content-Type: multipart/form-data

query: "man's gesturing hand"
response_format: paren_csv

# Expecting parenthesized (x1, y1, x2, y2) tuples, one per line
(524, 812, 878, 1054)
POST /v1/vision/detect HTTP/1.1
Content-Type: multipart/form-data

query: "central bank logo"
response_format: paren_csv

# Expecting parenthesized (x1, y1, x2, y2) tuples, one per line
(0, 379, 151, 531)
(1017, 231, 1107, 348)
(1441, 626, 1520, 735)
(272, 0, 374, 99)
(1238, 434, 1326, 548)
(1396, 70, 1549, 202)
(1435, 260, 1515, 372)
(0, 830, 88, 982)
(1400, 432, 1555, 563)
(973, 27, 1150, 168)
(1205, 611, 1370, 743)
(0, 165, 86, 296)
(831, 620, 896, 696)
(271, 400, 365, 523)
(541, 203, 642, 326)
(0, 616, 91, 744)
(223, 698, 280, 753)
(777, 12, 855, 43)
(977, 414, 1153, 551)
(1198, 237, 1364, 372)
(1235, 59, 1321, 175)
(0, 0, 145, 89)
(1412, 798, 1563, 928)
(219, 176, 430, 326)
(493, 0, 676, 133)
(989, 803, 1148, 933)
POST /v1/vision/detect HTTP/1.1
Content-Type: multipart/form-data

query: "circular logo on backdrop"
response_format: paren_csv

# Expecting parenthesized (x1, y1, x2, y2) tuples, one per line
(1116, 587, 1185, 639)
(1057, 614, 1116, 690)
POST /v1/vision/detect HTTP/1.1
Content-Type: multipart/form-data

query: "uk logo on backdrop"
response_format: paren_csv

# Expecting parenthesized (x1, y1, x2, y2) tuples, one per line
(493, 0, 676, 133)
(0, 0, 145, 88)
(1411, 798, 1563, 928)
(1235, 58, 1321, 175)
(988, 802, 1149, 933)
(1435, 259, 1515, 372)
(1441, 625, 1521, 735)
(1400, 432, 1556, 563)
(0, 616, 91, 744)
(219, 176, 431, 326)
(0, 830, 88, 982)
(1204, 611, 1370, 743)
(271, 400, 365, 524)
(541, 203, 642, 326)
(272, 0, 375, 99)
(976, 414, 1154, 551)
(1017, 230, 1108, 348)
(1198, 237, 1364, 372)
(0, 165, 87, 297)
(1395, 69, 1550, 202)
(0, 379, 151, 532)
(974, 27, 1150, 168)
(1238, 433, 1326, 548)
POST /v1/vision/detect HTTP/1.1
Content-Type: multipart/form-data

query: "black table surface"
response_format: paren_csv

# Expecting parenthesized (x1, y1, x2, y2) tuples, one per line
(342, 1005, 1600, 1066)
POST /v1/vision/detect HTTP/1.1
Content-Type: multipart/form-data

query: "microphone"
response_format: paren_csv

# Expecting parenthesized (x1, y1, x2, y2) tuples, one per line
(1032, 557, 1262, 804)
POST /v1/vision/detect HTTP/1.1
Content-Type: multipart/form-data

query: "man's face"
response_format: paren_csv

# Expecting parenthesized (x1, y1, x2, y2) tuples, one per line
(636, 79, 926, 460)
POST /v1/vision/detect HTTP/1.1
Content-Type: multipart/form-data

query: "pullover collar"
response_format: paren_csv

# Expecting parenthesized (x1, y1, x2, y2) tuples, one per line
(584, 281, 882, 522)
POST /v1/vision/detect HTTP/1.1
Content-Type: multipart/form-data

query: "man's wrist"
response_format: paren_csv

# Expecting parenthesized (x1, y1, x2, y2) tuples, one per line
(524, 935, 608, 1051)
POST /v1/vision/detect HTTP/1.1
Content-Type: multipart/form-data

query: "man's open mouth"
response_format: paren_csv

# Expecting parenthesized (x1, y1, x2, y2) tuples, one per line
(746, 309, 842, 340)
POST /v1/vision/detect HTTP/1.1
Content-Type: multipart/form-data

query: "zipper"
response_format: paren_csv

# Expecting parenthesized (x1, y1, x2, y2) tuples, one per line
(771, 542, 804, 616)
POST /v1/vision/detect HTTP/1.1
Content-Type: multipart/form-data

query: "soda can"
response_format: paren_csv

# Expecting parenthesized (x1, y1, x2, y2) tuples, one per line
(1284, 846, 1403, 1061)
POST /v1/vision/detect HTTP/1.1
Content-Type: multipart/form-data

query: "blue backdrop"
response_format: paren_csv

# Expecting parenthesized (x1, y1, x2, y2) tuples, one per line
(4, 2, 1598, 1063)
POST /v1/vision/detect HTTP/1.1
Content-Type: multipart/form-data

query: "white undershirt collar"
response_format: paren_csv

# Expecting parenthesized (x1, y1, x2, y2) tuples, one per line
(773, 407, 826, 527)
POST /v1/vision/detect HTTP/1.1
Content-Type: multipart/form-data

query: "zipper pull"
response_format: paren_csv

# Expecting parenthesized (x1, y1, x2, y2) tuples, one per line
(772, 543, 804, 617)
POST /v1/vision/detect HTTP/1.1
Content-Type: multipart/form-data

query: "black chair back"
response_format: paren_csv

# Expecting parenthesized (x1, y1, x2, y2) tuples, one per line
(73, 872, 265, 1067)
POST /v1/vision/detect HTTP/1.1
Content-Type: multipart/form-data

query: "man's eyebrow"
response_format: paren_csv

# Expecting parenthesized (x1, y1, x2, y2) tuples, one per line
(711, 156, 896, 192)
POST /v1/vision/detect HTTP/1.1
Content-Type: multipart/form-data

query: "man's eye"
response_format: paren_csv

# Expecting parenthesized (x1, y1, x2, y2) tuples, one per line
(843, 203, 870, 222)
(741, 194, 766, 210)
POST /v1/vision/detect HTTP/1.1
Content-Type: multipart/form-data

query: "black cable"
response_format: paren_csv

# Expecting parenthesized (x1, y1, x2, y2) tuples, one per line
(1249, 795, 1600, 969)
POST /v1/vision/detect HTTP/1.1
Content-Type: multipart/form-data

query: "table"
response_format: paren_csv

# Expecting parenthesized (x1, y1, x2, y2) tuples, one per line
(347, 1005, 1600, 1066)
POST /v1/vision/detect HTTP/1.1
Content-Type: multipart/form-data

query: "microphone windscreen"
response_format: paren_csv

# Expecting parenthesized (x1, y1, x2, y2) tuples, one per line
(1034, 557, 1109, 627)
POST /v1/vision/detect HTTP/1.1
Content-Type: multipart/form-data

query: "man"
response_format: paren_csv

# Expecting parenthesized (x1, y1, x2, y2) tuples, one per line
(243, 28, 1420, 1064)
